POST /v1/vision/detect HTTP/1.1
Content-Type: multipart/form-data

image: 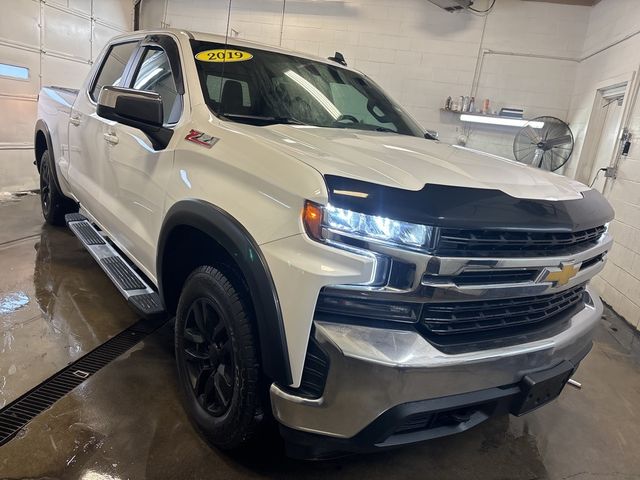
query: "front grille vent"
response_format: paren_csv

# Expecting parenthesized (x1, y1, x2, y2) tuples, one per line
(281, 336, 329, 400)
(435, 226, 606, 257)
(421, 284, 586, 336)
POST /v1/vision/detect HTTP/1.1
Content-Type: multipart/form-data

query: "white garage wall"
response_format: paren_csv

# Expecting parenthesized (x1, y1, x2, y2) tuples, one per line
(565, 0, 640, 329)
(141, 0, 589, 159)
(0, 0, 133, 193)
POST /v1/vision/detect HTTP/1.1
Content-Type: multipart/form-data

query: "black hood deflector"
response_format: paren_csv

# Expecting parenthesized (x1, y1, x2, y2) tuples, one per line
(324, 175, 614, 232)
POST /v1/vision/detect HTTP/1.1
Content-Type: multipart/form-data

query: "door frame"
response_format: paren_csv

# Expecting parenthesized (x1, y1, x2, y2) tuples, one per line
(575, 69, 639, 192)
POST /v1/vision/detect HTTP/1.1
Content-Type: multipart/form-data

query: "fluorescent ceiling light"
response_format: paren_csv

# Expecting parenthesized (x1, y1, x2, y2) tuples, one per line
(460, 114, 544, 129)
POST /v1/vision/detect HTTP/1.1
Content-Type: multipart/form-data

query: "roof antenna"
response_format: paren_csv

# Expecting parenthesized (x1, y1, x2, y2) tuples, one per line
(328, 52, 347, 66)
(218, 0, 233, 116)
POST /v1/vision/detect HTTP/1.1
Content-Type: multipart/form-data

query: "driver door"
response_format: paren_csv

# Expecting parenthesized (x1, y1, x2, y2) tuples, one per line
(97, 37, 184, 279)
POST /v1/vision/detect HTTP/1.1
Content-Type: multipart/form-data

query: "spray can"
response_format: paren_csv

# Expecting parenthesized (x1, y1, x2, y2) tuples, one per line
(445, 96, 452, 110)
(469, 96, 475, 113)
(483, 98, 490, 114)
(458, 96, 464, 112)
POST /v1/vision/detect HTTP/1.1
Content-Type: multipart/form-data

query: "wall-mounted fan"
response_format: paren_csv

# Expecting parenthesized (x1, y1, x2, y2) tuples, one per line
(513, 116, 574, 171)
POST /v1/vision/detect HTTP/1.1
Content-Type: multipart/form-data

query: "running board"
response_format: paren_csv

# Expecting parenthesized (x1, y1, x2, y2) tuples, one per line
(65, 213, 165, 320)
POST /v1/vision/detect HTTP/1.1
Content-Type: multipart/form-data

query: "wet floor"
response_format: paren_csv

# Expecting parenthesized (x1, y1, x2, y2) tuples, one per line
(1, 194, 640, 480)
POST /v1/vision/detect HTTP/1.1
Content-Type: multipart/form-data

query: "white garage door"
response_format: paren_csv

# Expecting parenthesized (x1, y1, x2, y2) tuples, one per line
(0, 0, 133, 192)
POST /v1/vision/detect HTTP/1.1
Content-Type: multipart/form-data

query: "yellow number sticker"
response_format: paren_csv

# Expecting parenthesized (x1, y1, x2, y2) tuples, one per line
(195, 49, 253, 63)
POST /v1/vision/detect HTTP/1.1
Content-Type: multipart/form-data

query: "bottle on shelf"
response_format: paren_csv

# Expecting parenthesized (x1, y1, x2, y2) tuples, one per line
(483, 98, 490, 114)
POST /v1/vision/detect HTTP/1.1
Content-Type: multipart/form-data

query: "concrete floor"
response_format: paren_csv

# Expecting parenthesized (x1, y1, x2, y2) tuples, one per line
(1, 194, 640, 480)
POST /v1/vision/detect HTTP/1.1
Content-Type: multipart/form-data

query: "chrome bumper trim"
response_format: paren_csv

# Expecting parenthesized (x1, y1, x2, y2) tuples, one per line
(270, 288, 602, 439)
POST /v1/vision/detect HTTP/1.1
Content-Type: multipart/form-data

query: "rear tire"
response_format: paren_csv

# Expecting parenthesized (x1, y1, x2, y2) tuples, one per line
(39, 150, 77, 226)
(175, 265, 264, 450)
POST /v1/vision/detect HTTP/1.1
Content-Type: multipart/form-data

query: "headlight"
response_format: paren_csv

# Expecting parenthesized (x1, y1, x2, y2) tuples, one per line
(303, 201, 432, 250)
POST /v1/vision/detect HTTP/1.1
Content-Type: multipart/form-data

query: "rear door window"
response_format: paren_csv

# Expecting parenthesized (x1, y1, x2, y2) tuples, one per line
(90, 41, 138, 101)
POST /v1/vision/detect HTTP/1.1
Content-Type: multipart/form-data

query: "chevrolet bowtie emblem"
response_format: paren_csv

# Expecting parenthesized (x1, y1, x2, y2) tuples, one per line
(541, 262, 580, 286)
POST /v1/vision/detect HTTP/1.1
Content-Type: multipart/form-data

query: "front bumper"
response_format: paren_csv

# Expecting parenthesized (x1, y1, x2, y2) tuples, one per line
(270, 287, 602, 455)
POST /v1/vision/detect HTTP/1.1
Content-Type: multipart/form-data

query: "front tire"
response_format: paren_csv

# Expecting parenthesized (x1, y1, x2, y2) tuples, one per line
(175, 266, 263, 450)
(39, 150, 77, 225)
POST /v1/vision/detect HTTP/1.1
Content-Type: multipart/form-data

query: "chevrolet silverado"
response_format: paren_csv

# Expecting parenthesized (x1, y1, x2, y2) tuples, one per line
(34, 29, 614, 458)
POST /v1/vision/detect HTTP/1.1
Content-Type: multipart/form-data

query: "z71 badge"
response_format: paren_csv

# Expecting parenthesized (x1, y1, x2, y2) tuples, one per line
(185, 129, 219, 148)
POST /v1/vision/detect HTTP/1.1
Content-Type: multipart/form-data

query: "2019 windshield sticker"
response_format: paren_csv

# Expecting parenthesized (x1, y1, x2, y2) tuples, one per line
(195, 49, 253, 63)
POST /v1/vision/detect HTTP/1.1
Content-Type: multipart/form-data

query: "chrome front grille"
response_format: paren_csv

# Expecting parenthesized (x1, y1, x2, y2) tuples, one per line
(435, 225, 607, 258)
(315, 225, 611, 352)
(421, 284, 586, 336)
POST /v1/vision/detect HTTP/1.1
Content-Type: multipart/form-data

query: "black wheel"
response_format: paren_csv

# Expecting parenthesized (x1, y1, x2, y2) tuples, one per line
(39, 150, 77, 225)
(175, 266, 263, 450)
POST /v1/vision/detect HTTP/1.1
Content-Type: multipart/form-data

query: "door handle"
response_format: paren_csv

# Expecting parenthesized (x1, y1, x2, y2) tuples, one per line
(70, 115, 82, 126)
(103, 133, 119, 145)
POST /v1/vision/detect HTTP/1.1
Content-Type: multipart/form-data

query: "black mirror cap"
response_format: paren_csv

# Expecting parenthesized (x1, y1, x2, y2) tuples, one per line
(96, 86, 172, 149)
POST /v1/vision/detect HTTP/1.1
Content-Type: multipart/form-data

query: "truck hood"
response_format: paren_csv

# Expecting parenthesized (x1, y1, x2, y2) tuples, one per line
(250, 125, 587, 201)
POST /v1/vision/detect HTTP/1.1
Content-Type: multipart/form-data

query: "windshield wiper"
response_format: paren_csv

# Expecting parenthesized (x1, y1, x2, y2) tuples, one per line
(334, 122, 398, 134)
(375, 126, 397, 133)
(220, 113, 307, 126)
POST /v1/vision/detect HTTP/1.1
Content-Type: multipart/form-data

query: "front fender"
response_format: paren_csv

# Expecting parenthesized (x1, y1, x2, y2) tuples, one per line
(157, 199, 292, 386)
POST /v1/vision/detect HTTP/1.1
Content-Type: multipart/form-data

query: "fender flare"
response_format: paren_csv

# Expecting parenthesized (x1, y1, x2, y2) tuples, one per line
(157, 199, 292, 385)
(34, 119, 63, 193)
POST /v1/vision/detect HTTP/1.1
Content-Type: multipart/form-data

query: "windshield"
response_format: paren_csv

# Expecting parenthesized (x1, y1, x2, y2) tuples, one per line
(191, 40, 425, 137)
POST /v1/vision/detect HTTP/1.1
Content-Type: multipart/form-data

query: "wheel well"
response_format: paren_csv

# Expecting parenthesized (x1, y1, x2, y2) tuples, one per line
(35, 130, 48, 171)
(160, 225, 246, 314)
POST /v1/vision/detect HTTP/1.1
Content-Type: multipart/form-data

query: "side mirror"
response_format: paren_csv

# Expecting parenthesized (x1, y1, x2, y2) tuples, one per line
(96, 86, 173, 150)
(425, 129, 439, 140)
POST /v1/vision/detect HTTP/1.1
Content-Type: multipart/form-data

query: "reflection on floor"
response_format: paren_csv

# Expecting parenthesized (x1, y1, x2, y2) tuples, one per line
(1, 194, 639, 480)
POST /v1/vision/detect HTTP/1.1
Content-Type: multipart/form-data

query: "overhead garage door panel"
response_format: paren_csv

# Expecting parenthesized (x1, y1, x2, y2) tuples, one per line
(0, 97, 37, 144)
(0, 46, 40, 96)
(68, 0, 92, 16)
(41, 55, 91, 89)
(43, 4, 92, 61)
(92, 23, 127, 62)
(0, 1, 40, 48)
(94, 0, 132, 29)
(0, 0, 132, 192)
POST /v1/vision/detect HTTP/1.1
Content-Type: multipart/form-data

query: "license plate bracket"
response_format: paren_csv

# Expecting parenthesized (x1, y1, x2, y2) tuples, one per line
(512, 360, 575, 416)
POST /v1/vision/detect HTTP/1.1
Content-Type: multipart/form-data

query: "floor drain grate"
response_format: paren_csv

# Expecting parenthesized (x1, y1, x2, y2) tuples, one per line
(0, 316, 166, 446)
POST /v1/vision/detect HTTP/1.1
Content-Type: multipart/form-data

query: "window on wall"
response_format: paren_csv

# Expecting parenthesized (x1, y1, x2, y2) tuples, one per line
(0, 63, 29, 81)
(90, 41, 138, 101)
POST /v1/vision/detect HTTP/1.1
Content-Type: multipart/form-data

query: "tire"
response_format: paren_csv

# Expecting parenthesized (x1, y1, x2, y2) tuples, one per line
(39, 150, 77, 226)
(175, 265, 264, 450)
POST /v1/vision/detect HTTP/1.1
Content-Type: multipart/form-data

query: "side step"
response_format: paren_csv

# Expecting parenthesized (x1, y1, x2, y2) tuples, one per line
(65, 213, 165, 320)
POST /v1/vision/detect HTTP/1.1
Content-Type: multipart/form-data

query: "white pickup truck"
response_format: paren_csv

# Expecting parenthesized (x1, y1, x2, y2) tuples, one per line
(34, 29, 614, 458)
